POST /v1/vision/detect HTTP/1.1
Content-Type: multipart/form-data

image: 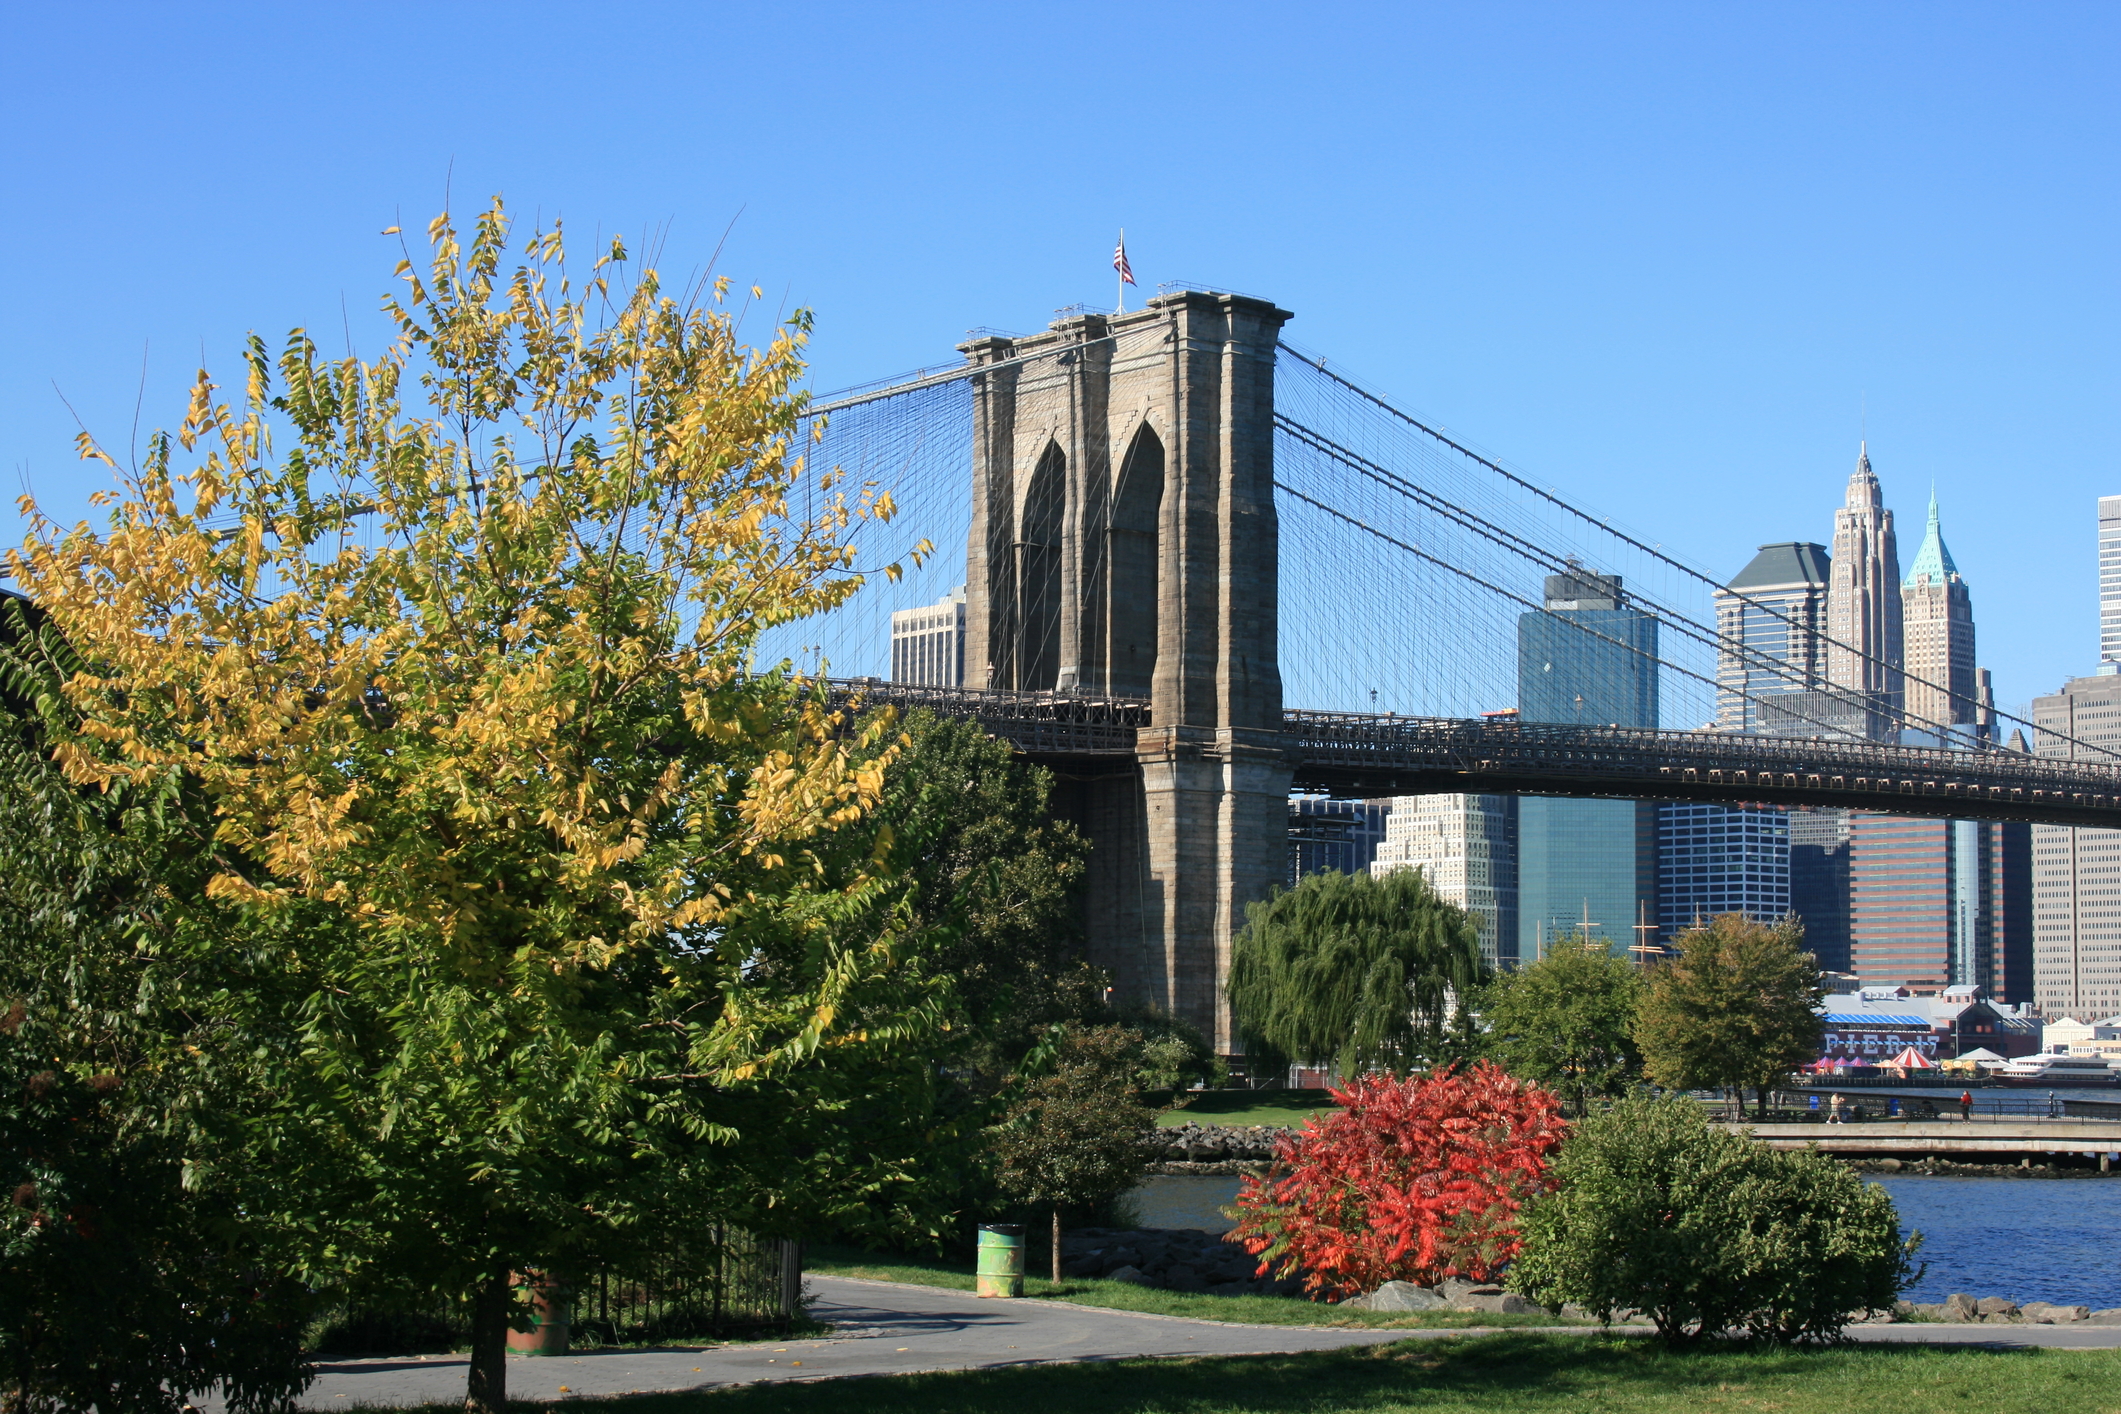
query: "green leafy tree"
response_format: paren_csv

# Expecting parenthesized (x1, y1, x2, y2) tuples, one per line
(853, 711, 1096, 1075)
(1227, 868, 1486, 1078)
(5, 203, 953, 1412)
(0, 607, 315, 1413)
(1510, 1097, 1915, 1345)
(991, 1027, 1160, 1281)
(1479, 933, 1644, 1116)
(1635, 914, 1823, 1118)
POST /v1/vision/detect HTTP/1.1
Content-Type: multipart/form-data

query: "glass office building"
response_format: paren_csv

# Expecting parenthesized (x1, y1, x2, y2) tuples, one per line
(1516, 565, 1659, 960)
(1657, 802, 1791, 940)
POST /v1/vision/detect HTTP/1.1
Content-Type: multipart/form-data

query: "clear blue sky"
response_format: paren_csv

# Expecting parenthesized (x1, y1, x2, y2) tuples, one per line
(3, 2, 2114, 709)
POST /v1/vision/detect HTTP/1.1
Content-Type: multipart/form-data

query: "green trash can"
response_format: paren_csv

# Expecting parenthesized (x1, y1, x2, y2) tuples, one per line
(976, 1223, 1025, 1298)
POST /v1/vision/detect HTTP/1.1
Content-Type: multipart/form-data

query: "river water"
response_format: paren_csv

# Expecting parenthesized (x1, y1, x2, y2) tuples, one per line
(1130, 1172, 2121, 1310)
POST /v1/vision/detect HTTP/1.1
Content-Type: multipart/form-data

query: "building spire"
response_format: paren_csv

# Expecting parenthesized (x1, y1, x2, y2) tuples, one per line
(1847, 440, 1881, 509)
(1905, 489, 1959, 586)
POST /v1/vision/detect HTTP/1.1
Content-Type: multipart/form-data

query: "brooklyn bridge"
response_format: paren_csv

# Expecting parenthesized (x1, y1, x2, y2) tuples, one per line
(765, 291, 2121, 1047)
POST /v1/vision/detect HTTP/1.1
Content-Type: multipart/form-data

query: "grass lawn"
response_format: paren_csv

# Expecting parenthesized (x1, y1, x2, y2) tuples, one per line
(1154, 1089, 1336, 1129)
(454, 1334, 2120, 1412)
(804, 1245, 1573, 1330)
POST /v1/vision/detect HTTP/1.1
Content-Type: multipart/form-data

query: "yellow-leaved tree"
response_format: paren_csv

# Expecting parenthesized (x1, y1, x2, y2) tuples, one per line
(7, 201, 951, 1410)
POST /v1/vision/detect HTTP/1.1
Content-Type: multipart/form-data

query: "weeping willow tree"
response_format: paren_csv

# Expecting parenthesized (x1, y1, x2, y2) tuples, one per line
(1227, 868, 1487, 1078)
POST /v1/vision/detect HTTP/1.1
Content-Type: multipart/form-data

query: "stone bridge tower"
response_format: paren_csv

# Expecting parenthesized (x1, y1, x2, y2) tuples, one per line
(959, 291, 1293, 1051)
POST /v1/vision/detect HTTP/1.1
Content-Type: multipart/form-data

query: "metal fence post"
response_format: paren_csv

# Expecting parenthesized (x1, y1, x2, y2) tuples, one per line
(778, 1240, 803, 1321)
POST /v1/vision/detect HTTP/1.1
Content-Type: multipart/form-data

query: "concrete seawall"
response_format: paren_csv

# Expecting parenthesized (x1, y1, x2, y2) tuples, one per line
(1721, 1120, 2121, 1162)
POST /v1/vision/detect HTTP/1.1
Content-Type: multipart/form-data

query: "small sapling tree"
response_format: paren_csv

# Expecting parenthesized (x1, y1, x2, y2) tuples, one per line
(991, 1027, 1161, 1281)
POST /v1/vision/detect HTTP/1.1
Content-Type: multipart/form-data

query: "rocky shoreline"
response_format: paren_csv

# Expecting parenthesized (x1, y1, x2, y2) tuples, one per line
(1057, 1225, 1300, 1297)
(1897, 1295, 2121, 1325)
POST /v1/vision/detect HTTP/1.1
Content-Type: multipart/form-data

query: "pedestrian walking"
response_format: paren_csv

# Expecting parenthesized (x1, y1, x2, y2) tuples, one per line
(1828, 1092, 1846, 1125)
(2049, 1090, 2060, 1119)
(1959, 1089, 1974, 1121)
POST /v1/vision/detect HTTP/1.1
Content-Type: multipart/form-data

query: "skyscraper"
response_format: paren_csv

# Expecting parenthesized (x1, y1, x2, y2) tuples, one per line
(2101, 496, 2121, 668)
(1287, 797, 1391, 882)
(1657, 803, 1790, 939)
(1901, 494, 1978, 735)
(1789, 807, 1853, 973)
(1516, 565, 1658, 960)
(1714, 541, 1831, 732)
(1849, 812, 2033, 998)
(2032, 672, 2121, 1019)
(1519, 564, 1659, 726)
(1371, 794, 1518, 969)
(1849, 814, 1983, 991)
(1825, 444, 1903, 735)
(889, 587, 966, 686)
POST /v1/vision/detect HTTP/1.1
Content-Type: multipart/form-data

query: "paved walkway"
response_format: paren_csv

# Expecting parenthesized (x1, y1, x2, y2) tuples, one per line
(265, 1276, 2121, 1408)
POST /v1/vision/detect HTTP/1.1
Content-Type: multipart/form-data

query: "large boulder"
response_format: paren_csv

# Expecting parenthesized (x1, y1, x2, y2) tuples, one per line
(1976, 1296, 2020, 1319)
(2087, 1308, 2121, 1325)
(2020, 1302, 2091, 1324)
(1345, 1281, 1447, 1312)
(1104, 1265, 1153, 1286)
(1942, 1293, 1979, 1322)
(1451, 1289, 1535, 1316)
(1098, 1248, 1143, 1275)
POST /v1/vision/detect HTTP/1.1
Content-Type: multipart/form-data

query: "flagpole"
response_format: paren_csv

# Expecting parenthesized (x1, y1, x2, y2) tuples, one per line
(1116, 228, 1125, 315)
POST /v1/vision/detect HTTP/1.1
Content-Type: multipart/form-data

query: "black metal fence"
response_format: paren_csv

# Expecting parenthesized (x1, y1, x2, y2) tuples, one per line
(573, 1231, 802, 1345)
(309, 1230, 802, 1356)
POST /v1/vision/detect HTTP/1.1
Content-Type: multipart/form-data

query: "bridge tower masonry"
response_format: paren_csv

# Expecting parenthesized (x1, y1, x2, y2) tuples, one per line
(959, 291, 1294, 1051)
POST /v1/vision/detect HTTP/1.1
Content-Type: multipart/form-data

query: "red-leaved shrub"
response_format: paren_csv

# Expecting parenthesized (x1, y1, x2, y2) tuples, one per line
(1229, 1062, 1567, 1300)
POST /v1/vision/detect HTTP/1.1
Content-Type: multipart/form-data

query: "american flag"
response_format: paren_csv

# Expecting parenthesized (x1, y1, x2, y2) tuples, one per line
(1113, 234, 1136, 286)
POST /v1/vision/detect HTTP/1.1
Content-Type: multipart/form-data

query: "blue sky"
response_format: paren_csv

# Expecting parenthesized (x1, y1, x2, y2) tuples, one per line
(2, 1, 2114, 709)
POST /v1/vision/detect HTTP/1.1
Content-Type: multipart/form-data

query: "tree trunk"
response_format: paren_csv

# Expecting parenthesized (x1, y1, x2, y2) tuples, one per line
(1756, 1084, 1771, 1119)
(1051, 1208, 1061, 1283)
(465, 1267, 511, 1414)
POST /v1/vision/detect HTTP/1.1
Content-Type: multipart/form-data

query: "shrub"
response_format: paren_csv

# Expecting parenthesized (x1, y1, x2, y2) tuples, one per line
(1509, 1097, 1916, 1345)
(1229, 1063, 1566, 1300)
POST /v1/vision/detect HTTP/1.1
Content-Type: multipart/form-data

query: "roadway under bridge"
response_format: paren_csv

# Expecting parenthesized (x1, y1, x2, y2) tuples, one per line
(829, 682, 2121, 831)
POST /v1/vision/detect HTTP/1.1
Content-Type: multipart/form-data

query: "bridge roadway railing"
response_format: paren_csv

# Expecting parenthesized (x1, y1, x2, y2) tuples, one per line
(1284, 711, 2121, 828)
(819, 685, 2121, 827)
(820, 680, 1148, 757)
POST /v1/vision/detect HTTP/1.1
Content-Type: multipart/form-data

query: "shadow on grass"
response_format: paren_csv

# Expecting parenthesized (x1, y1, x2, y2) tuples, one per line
(434, 1333, 2101, 1414)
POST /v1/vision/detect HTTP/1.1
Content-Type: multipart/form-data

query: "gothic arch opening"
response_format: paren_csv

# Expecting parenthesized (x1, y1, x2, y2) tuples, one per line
(1015, 440, 1066, 691)
(1104, 422, 1164, 698)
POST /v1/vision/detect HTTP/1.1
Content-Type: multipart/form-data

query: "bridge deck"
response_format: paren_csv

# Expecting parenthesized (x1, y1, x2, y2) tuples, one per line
(830, 683, 2121, 828)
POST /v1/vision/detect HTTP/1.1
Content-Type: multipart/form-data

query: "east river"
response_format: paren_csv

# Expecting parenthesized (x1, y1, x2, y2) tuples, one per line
(1130, 1172, 2121, 1310)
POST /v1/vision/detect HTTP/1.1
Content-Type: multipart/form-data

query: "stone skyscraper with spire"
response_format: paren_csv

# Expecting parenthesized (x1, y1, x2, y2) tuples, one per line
(1901, 493, 1981, 735)
(1825, 443, 1903, 735)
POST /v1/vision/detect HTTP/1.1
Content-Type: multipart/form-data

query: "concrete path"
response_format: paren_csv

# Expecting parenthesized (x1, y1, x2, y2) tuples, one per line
(264, 1276, 2121, 1409)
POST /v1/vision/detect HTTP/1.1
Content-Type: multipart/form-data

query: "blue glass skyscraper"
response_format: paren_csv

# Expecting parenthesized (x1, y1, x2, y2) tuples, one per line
(1517, 565, 1660, 960)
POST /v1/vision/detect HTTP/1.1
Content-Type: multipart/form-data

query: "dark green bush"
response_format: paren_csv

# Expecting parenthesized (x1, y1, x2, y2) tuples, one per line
(1509, 1097, 1916, 1345)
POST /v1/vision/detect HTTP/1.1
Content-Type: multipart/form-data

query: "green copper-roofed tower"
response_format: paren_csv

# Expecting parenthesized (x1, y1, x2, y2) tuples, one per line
(1901, 491, 1978, 735)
